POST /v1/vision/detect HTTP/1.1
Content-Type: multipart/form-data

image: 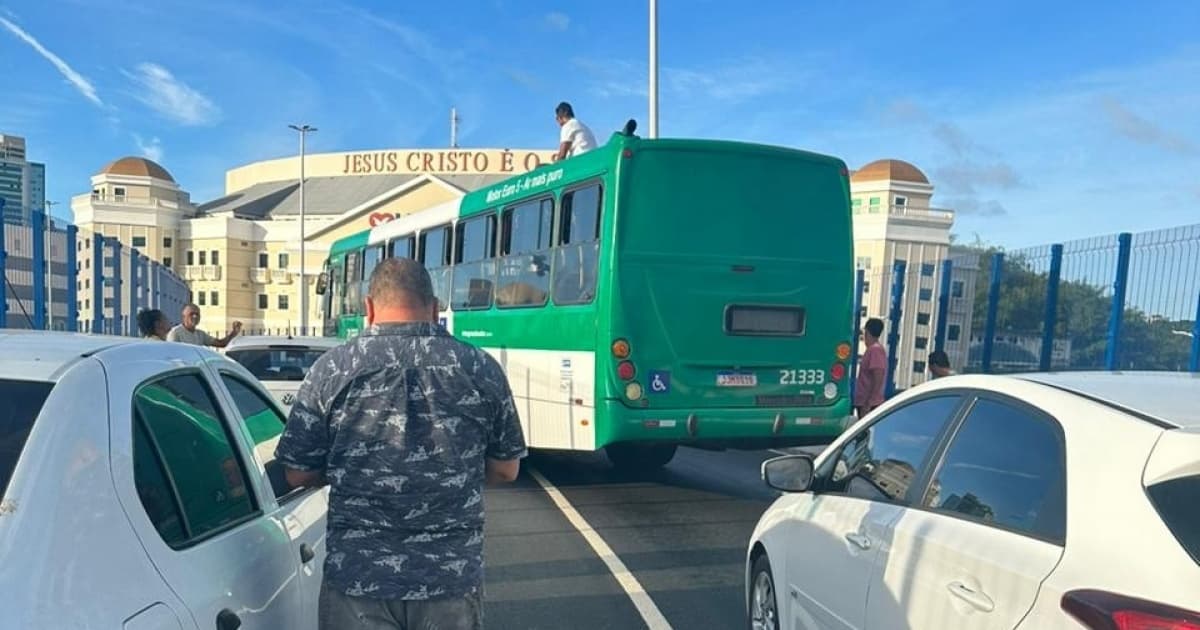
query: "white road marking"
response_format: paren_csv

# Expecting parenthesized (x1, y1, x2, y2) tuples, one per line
(528, 468, 673, 630)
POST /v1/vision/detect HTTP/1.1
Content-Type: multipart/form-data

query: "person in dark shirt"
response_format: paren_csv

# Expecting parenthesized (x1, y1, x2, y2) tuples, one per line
(275, 257, 527, 630)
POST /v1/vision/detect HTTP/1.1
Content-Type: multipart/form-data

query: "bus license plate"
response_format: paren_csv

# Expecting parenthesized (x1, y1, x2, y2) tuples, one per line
(717, 372, 757, 387)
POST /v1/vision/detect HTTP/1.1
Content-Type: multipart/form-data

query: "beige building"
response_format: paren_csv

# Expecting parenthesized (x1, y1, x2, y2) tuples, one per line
(72, 148, 555, 336)
(849, 159, 972, 389)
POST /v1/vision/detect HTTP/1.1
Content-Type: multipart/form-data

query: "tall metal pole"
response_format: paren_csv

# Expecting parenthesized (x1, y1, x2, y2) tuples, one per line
(290, 124, 317, 335)
(649, 0, 659, 138)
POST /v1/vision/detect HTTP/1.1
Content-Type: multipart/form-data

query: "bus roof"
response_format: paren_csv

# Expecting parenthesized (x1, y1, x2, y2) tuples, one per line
(329, 229, 370, 258)
(458, 131, 846, 216)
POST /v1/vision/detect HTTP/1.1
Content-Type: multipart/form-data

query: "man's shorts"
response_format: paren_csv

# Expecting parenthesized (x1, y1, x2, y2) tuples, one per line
(319, 582, 483, 630)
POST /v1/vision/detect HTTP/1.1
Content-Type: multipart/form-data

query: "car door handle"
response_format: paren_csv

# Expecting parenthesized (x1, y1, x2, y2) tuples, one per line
(844, 532, 872, 550)
(300, 542, 315, 564)
(947, 581, 995, 612)
(216, 609, 242, 630)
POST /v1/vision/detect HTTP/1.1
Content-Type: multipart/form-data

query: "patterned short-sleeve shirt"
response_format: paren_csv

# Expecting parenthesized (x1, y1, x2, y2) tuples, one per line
(274, 322, 527, 600)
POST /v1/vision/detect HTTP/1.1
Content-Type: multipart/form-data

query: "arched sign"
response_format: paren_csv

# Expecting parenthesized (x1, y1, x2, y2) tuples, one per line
(368, 212, 396, 227)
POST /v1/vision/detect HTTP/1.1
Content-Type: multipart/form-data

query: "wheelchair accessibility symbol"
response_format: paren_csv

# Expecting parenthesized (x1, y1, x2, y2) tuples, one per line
(648, 371, 670, 394)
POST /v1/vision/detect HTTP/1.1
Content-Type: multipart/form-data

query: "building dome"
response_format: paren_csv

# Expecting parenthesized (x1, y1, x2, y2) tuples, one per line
(97, 156, 175, 182)
(851, 159, 928, 185)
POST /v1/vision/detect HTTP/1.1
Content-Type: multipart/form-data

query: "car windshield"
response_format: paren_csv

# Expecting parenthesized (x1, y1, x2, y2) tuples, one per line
(1, 379, 55, 498)
(225, 347, 330, 381)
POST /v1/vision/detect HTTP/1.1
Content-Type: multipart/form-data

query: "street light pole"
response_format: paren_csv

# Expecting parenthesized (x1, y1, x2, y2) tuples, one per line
(289, 124, 317, 335)
(649, 0, 659, 138)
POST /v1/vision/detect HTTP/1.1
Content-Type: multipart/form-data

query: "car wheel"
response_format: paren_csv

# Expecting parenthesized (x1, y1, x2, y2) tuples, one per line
(749, 553, 780, 630)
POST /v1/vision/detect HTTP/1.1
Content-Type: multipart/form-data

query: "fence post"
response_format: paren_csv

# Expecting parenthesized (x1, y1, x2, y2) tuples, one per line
(67, 225, 78, 331)
(886, 260, 906, 398)
(1189, 291, 1200, 373)
(0, 217, 7, 329)
(112, 241, 123, 336)
(850, 268, 865, 402)
(1040, 244, 1064, 372)
(32, 210, 46, 330)
(1105, 233, 1133, 371)
(129, 249, 140, 336)
(92, 234, 105, 334)
(935, 259, 953, 351)
(981, 253, 1004, 373)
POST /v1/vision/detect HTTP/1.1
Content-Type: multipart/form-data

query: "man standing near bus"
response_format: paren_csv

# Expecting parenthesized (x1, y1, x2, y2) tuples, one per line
(167, 303, 242, 347)
(275, 257, 526, 630)
(854, 318, 888, 417)
(554, 101, 597, 161)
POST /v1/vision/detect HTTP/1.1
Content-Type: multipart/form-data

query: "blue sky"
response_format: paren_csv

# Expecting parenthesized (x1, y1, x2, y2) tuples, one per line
(1, 0, 1198, 248)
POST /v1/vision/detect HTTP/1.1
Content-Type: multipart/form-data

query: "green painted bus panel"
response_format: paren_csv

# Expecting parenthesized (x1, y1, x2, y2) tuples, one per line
(452, 305, 599, 352)
(329, 230, 370, 258)
(596, 399, 854, 447)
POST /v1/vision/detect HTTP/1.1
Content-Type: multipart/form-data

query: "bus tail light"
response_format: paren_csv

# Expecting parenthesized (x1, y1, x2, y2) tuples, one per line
(612, 338, 631, 359)
(625, 382, 644, 400)
(836, 341, 852, 361)
(617, 361, 637, 381)
(831, 363, 846, 382)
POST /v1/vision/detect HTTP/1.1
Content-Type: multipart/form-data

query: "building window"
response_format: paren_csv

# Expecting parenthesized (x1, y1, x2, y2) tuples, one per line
(278, 295, 289, 310)
(921, 263, 936, 277)
(895, 195, 908, 207)
(103, 297, 113, 308)
(163, 237, 173, 248)
(869, 196, 880, 205)
(210, 291, 219, 307)
(278, 253, 289, 269)
(919, 288, 933, 301)
(258, 294, 268, 309)
(861, 280, 870, 293)
(113, 187, 126, 199)
(163, 256, 172, 267)
(211, 251, 220, 266)
(199, 251, 207, 266)
(198, 292, 206, 306)
(860, 306, 868, 318)
(917, 312, 931, 326)
(258, 253, 269, 268)
(948, 324, 961, 341)
(952, 280, 964, 298)
(915, 336, 929, 350)
(186, 251, 194, 266)
(913, 360, 926, 373)
(856, 256, 871, 270)
(132, 236, 147, 248)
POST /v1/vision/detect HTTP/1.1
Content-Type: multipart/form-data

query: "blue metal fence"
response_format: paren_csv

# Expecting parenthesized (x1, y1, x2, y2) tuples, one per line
(857, 222, 1200, 393)
(1, 210, 190, 336)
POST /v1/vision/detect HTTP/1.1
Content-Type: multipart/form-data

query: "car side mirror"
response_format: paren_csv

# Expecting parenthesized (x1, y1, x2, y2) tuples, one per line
(315, 272, 328, 295)
(762, 454, 815, 493)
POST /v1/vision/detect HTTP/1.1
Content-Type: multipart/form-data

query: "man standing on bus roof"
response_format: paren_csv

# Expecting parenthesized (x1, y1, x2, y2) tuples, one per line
(275, 257, 526, 630)
(554, 101, 597, 161)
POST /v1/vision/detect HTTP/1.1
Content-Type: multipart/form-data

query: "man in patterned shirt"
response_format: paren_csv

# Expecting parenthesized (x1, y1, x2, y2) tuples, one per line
(275, 257, 526, 630)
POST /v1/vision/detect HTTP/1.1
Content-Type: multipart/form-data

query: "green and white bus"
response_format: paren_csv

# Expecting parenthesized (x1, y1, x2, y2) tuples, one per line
(318, 126, 855, 469)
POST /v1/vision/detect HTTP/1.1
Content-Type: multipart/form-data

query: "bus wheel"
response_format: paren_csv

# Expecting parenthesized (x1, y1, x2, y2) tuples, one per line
(605, 443, 678, 471)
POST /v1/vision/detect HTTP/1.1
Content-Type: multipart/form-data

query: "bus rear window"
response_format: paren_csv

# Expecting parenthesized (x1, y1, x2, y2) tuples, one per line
(1148, 475, 1200, 566)
(0, 380, 55, 497)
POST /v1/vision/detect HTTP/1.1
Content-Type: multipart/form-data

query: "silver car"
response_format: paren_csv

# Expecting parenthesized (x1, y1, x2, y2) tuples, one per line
(223, 335, 342, 413)
(0, 330, 327, 629)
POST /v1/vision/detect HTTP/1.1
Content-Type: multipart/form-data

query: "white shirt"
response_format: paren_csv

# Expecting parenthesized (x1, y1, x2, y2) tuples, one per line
(559, 118, 597, 157)
(167, 325, 215, 346)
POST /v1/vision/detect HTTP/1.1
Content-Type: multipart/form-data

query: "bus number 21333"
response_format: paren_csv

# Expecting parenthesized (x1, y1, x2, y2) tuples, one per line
(780, 369, 826, 385)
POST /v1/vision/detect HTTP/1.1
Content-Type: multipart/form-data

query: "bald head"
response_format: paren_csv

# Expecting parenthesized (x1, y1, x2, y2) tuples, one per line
(368, 258, 436, 309)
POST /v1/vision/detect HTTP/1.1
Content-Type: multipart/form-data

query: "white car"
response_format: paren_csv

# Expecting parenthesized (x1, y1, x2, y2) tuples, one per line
(747, 372, 1199, 630)
(223, 335, 342, 412)
(0, 330, 328, 629)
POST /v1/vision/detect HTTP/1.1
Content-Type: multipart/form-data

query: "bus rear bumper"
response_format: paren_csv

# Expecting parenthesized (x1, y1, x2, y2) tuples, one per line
(598, 399, 854, 450)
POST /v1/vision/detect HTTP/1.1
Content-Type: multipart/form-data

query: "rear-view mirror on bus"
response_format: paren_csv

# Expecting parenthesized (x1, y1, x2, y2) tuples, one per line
(315, 272, 328, 295)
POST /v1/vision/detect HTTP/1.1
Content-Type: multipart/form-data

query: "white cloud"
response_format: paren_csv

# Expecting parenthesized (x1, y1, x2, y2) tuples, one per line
(544, 12, 570, 32)
(1100, 96, 1195, 155)
(0, 16, 103, 106)
(124, 62, 221, 126)
(134, 134, 164, 163)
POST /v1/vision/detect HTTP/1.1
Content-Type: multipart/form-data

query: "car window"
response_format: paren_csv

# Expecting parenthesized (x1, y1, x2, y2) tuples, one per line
(133, 372, 257, 547)
(0, 380, 54, 498)
(225, 346, 331, 381)
(219, 374, 291, 499)
(820, 396, 962, 503)
(1148, 475, 1200, 566)
(923, 398, 1066, 542)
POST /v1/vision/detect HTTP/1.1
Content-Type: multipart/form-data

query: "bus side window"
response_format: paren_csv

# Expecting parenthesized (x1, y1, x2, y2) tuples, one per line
(419, 225, 452, 309)
(554, 184, 602, 305)
(450, 214, 497, 311)
(343, 249, 362, 316)
(360, 245, 384, 303)
(388, 235, 414, 259)
(497, 197, 552, 308)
